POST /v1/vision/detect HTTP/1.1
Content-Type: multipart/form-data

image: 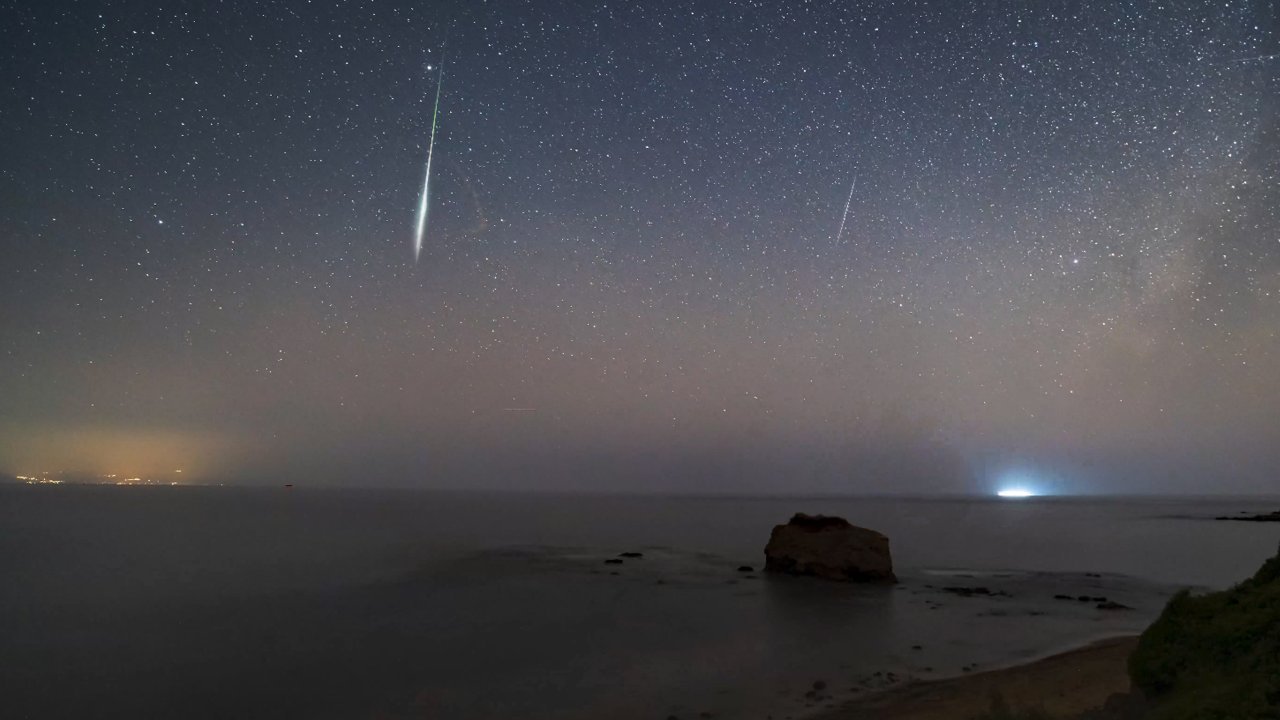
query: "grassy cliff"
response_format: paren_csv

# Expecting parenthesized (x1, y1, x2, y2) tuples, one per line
(1128, 546, 1280, 719)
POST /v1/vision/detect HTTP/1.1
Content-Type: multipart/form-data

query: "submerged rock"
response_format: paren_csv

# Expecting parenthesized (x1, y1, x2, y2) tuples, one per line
(763, 513, 896, 582)
(941, 585, 1010, 597)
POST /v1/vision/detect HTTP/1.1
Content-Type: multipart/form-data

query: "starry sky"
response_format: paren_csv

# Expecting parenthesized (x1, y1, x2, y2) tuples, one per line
(2, 0, 1278, 494)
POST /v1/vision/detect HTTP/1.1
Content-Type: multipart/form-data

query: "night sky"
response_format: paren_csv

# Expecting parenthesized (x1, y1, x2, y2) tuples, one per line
(2, 1, 1278, 494)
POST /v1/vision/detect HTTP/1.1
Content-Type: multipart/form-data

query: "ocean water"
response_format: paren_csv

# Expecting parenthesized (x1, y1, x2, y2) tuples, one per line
(2, 487, 1277, 719)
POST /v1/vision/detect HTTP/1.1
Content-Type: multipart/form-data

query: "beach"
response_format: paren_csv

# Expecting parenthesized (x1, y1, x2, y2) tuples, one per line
(810, 635, 1137, 719)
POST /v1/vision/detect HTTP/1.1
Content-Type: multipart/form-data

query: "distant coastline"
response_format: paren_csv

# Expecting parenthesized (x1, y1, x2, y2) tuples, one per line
(1215, 509, 1280, 522)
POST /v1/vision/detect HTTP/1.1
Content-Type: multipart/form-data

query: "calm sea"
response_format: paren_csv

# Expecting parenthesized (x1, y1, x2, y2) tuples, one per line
(2, 487, 1277, 719)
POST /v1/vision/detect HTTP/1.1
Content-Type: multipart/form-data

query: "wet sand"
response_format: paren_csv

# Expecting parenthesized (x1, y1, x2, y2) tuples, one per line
(809, 635, 1137, 719)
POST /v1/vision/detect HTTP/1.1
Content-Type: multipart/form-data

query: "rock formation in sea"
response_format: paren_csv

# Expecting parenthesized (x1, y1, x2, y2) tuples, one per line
(763, 513, 896, 583)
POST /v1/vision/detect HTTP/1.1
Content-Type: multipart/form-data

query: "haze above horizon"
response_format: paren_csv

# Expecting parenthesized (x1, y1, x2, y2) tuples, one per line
(2, 0, 1277, 494)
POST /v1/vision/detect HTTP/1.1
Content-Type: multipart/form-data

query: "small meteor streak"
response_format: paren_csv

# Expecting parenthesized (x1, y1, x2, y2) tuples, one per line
(1231, 53, 1279, 63)
(413, 56, 446, 263)
(834, 175, 856, 244)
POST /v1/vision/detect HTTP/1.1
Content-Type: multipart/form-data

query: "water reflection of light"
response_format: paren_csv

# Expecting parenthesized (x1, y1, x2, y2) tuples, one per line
(997, 487, 1035, 498)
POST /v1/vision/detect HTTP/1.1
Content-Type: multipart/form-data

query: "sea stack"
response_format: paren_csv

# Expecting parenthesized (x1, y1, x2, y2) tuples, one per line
(764, 513, 896, 583)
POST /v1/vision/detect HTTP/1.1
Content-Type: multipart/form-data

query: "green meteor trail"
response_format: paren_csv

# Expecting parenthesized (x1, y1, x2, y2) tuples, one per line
(413, 57, 446, 263)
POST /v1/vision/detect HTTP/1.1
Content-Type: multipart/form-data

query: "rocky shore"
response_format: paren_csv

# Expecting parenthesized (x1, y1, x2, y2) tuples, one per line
(808, 544, 1280, 719)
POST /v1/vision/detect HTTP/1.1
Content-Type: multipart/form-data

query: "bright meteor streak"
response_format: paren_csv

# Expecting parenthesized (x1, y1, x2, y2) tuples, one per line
(413, 57, 446, 263)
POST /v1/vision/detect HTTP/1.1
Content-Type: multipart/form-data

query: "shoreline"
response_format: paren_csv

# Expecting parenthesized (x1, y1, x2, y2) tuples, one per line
(807, 635, 1138, 719)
